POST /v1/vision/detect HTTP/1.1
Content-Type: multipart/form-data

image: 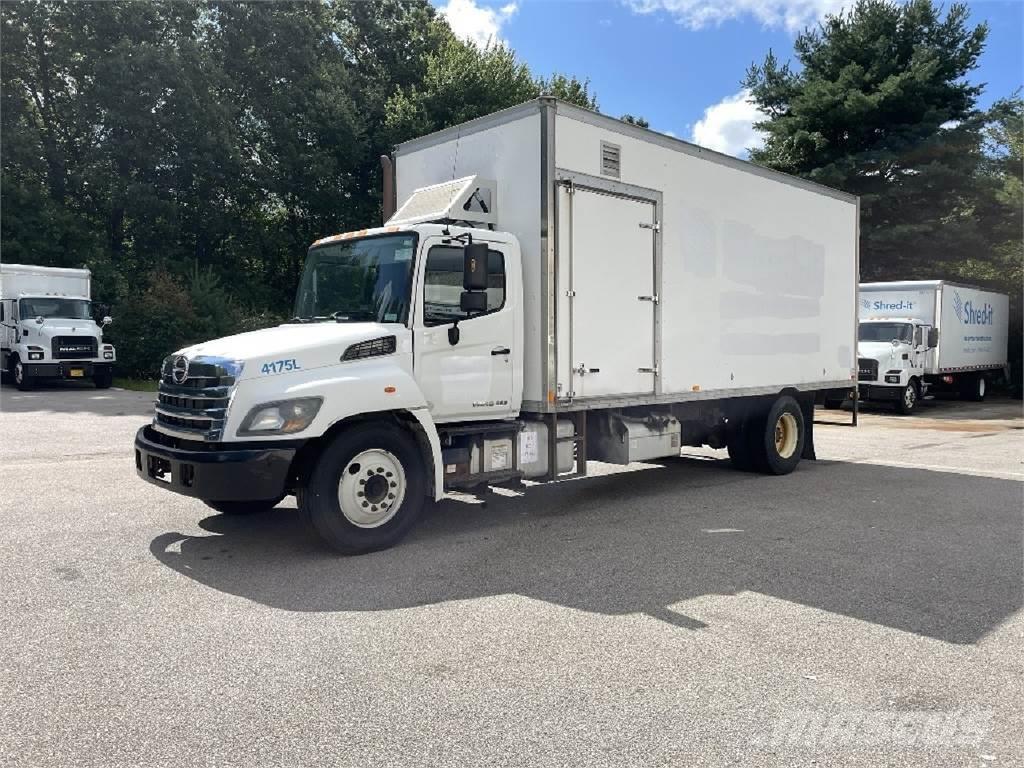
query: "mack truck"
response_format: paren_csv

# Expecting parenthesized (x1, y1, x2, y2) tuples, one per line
(1, 264, 116, 390)
(134, 98, 858, 554)
(853, 280, 1009, 414)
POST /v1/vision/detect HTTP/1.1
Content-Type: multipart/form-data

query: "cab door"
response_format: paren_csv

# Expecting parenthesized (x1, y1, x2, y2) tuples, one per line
(413, 238, 515, 422)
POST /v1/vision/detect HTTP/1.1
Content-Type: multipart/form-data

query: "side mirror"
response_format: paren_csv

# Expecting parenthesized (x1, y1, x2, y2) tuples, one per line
(928, 328, 939, 347)
(463, 242, 489, 291)
(460, 291, 487, 314)
(101, 316, 113, 327)
(35, 316, 44, 325)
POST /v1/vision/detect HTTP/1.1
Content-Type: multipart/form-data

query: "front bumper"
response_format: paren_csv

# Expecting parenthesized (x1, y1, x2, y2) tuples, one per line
(24, 361, 112, 379)
(134, 425, 300, 501)
(859, 383, 902, 401)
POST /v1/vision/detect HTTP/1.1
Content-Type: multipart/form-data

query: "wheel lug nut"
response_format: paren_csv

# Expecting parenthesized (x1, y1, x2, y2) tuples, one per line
(388, 493, 395, 499)
(390, 482, 397, 488)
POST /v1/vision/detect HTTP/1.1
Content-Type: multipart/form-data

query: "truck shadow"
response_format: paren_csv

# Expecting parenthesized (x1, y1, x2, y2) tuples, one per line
(149, 458, 1022, 645)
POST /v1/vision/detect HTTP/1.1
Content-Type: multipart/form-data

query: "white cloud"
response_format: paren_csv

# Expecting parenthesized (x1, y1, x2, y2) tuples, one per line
(691, 89, 766, 157)
(627, 0, 847, 33)
(439, 0, 519, 47)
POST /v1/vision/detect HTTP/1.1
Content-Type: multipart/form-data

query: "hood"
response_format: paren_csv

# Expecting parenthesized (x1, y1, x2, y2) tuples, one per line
(176, 322, 406, 380)
(26, 319, 103, 339)
(857, 340, 909, 363)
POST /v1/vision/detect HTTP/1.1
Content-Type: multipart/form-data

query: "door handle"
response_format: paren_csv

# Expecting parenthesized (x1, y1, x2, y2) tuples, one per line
(491, 347, 511, 356)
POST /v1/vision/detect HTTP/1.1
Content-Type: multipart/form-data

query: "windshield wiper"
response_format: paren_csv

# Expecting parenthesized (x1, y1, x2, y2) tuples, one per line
(331, 309, 378, 322)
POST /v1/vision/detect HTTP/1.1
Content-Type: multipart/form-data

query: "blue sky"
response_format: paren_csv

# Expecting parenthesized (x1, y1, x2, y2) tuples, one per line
(435, 0, 1023, 156)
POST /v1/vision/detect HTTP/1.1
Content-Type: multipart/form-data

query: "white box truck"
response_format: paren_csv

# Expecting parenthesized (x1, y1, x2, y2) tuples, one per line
(1, 263, 116, 390)
(855, 280, 1009, 413)
(134, 98, 858, 554)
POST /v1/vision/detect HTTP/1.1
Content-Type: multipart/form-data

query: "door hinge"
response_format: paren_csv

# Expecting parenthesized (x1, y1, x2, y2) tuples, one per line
(639, 221, 660, 232)
(638, 365, 659, 375)
(637, 294, 659, 304)
(565, 289, 576, 298)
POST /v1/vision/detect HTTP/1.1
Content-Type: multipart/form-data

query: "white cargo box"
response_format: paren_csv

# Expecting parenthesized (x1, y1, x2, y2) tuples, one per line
(395, 98, 858, 412)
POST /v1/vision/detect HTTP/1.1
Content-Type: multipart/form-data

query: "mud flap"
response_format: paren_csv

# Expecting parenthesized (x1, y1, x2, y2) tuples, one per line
(800, 396, 816, 460)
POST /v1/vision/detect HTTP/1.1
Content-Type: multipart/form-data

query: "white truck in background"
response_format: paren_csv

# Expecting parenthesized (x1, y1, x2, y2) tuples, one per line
(0, 264, 116, 390)
(134, 98, 858, 554)
(854, 280, 1009, 414)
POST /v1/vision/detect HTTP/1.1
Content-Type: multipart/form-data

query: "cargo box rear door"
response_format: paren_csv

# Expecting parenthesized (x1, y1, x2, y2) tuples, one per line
(559, 178, 658, 399)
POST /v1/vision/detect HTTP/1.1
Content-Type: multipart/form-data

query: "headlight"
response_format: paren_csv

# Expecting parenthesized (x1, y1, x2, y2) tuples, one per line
(28, 350, 43, 361)
(103, 351, 114, 359)
(884, 370, 901, 383)
(238, 397, 322, 435)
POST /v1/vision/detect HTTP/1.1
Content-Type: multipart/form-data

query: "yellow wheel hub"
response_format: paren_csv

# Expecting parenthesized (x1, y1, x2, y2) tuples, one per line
(774, 412, 799, 459)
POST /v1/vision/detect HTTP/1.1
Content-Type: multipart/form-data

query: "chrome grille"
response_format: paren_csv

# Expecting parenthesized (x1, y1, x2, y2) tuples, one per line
(857, 358, 878, 382)
(154, 357, 240, 441)
(52, 336, 98, 359)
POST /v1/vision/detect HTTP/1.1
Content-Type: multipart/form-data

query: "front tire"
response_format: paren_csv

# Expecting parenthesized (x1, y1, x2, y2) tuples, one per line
(896, 380, 918, 415)
(203, 497, 285, 515)
(300, 423, 426, 555)
(94, 370, 113, 389)
(13, 359, 34, 391)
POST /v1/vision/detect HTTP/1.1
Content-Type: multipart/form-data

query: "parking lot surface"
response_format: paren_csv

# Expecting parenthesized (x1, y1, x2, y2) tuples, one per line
(1, 385, 1021, 767)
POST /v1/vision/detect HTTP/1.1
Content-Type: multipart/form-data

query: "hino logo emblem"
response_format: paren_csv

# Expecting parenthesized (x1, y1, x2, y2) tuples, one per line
(171, 355, 189, 384)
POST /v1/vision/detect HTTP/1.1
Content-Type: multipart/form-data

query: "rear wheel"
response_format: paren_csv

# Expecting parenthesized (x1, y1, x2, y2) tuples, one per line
(203, 496, 285, 515)
(962, 374, 986, 402)
(13, 358, 34, 391)
(896, 380, 918, 415)
(748, 396, 805, 475)
(299, 423, 426, 555)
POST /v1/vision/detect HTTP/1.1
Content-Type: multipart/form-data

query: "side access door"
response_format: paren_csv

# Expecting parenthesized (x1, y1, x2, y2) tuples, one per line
(413, 238, 516, 422)
(557, 176, 659, 399)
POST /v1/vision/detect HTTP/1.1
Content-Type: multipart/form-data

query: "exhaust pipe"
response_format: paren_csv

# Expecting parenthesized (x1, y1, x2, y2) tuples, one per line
(380, 155, 396, 224)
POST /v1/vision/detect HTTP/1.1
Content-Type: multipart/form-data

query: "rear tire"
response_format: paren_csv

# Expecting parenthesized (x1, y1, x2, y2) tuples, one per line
(300, 423, 426, 555)
(896, 380, 918, 415)
(13, 358, 34, 391)
(748, 396, 805, 475)
(203, 496, 285, 515)
(962, 374, 986, 402)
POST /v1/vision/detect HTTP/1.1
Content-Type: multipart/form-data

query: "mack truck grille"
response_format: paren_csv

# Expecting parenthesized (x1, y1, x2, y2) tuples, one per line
(52, 336, 98, 359)
(857, 358, 879, 382)
(154, 359, 237, 442)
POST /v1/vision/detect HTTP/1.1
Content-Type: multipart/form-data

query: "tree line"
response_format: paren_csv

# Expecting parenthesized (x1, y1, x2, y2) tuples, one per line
(1, 0, 1020, 379)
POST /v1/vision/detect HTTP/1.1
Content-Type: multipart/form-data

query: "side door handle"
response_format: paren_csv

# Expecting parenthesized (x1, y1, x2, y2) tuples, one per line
(491, 347, 511, 356)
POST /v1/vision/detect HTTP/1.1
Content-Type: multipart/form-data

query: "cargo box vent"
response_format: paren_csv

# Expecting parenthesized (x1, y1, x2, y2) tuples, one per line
(387, 175, 497, 227)
(600, 141, 621, 178)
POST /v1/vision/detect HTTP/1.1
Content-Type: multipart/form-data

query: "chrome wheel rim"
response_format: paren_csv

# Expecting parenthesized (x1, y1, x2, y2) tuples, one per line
(774, 412, 799, 459)
(978, 378, 985, 398)
(904, 385, 916, 409)
(338, 449, 406, 528)
(14, 362, 23, 384)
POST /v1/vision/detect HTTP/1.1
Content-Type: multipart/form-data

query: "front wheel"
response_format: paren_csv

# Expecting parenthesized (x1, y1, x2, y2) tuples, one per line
(300, 423, 427, 555)
(896, 381, 918, 415)
(13, 359, 34, 391)
(94, 370, 113, 389)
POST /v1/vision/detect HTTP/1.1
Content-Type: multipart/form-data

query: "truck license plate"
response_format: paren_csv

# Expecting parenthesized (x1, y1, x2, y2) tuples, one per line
(69, 368, 84, 378)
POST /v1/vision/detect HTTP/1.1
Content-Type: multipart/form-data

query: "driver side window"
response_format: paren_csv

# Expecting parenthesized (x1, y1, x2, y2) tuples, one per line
(423, 245, 505, 327)
(914, 326, 923, 347)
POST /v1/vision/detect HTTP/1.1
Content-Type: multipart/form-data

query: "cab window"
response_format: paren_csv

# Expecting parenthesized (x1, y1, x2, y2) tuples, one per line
(423, 245, 505, 326)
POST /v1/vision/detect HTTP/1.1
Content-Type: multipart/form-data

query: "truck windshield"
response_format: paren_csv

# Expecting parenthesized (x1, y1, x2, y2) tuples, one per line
(19, 297, 92, 321)
(293, 234, 417, 323)
(859, 322, 913, 343)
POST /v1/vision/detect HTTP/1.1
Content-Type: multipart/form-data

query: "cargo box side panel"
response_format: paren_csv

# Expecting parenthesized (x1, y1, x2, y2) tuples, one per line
(395, 111, 544, 401)
(554, 111, 857, 397)
(936, 285, 1009, 372)
(858, 285, 938, 325)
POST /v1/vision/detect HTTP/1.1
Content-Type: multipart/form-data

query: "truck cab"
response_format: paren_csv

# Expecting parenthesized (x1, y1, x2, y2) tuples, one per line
(0, 264, 116, 390)
(857, 318, 937, 414)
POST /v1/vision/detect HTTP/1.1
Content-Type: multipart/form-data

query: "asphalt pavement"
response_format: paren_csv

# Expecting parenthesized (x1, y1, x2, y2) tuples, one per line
(1, 383, 1021, 767)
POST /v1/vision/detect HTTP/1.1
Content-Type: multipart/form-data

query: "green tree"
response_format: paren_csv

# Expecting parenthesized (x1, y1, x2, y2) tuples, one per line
(743, 0, 991, 281)
(620, 114, 649, 128)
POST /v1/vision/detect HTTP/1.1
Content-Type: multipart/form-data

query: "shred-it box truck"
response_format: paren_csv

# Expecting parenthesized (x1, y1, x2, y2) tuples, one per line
(0, 263, 115, 390)
(855, 280, 1009, 413)
(135, 98, 858, 554)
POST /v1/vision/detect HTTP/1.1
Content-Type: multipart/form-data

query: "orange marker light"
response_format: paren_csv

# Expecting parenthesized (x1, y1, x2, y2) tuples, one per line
(691, 385, 701, 392)
(384, 386, 397, 394)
